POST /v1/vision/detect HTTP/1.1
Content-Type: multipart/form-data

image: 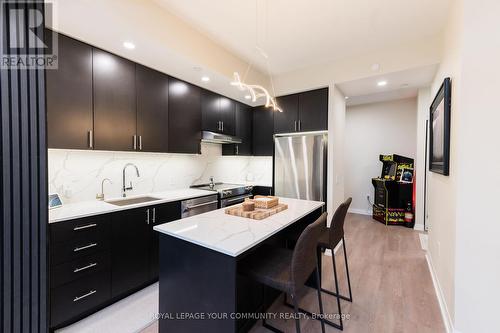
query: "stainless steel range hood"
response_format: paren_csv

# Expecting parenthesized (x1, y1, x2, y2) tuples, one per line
(201, 131, 242, 144)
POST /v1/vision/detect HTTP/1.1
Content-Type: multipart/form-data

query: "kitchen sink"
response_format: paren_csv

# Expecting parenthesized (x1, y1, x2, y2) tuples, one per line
(106, 196, 161, 206)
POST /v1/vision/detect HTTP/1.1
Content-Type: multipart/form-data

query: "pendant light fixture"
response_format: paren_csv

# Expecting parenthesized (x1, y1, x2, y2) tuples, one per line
(231, 0, 282, 112)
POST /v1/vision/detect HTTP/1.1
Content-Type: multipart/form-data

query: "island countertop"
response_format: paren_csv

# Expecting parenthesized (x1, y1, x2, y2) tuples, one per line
(153, 197, 324, 257)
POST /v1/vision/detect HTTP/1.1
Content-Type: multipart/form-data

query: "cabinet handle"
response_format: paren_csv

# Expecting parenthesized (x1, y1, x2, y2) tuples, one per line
(221, 121, 224, 132)
(298, 120, 302, 131)
(73, 290, 96, 302)
(146, 208, 150, 224)
(217, 121, 221, 131)
(235, 145, 239, 155)
(294, 121, 297, 131)
(73, 223, 97, 231)
(73, 243, 97, 252)
(139, 135, 142, 150)
(133, 135, 137, 150)
(152, 207, 156, 223)
(73, 262, 97, 273)
(88, 130, 93, 149)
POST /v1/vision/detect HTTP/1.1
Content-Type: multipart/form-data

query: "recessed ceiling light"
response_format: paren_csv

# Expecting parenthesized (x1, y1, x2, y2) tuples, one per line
(345, 96, 349, 100)
(377, 80, 387, 87)
(244, 95, 251, 100)
(201, 76, 210, 82)
(123, 41, 135, 50)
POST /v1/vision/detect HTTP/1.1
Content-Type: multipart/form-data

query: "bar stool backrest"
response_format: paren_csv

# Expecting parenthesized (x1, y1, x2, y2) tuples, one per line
(329, 197, 352, 247)
(291, 212, 327, 293)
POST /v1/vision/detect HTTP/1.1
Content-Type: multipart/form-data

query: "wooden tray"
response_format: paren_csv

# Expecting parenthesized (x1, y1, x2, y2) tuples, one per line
(225, 203, 288, 220)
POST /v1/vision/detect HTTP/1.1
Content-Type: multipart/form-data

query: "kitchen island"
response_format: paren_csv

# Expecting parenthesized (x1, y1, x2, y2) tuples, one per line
(153, 197, 324, 333)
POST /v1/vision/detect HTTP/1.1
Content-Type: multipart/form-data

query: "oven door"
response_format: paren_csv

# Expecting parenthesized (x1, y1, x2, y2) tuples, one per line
(220, 193, 253, 208)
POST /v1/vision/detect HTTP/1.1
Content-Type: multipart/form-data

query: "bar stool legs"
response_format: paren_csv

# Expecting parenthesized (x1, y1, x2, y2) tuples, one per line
(314, 265, 327, 333)
(331, 249, 343, 330)
(321, 238, 353, 302)
(282, 262, 327, 332)
(342, 236, 353, 302)
(263, 293, 304, 333)
(291, 294, 302, 333)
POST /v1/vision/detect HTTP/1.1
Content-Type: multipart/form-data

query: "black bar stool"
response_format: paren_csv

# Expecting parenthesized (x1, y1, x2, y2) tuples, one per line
(318, 197, 353, 330)
(240, 213, 328, 333)
(284, 197, 353, 330)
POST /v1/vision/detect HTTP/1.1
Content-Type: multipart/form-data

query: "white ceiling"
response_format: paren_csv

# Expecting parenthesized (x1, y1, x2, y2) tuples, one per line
(338, 64, 438, 106)
(156, 0, 452, 75)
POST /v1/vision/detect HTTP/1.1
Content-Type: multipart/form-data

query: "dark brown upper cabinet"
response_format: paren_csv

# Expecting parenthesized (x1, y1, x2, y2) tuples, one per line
(46, 32, 93, 149)
(219, 97, 236, 136)
(274, 94, 299, 134)
(274, 88, 328, 133)
(298, 88, 328, 131)
(222, 102, 252, 156)
(136, 65, 169, 152)
(201, 90, 220, 133)
(92, 49, 137, 151)
(252, 106, 274, 156)
(201, 90, 236, 135)
(201, 90, 236, 136)
(168, 78, 201, 154)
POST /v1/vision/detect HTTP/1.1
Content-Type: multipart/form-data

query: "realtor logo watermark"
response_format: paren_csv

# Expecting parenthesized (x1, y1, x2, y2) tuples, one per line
(1, 1, 58, 69)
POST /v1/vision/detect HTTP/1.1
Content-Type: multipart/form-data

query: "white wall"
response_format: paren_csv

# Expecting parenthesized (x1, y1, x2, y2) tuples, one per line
(48, 143, 272, 204)
(426, 0, 463, 329)
(453, 0, 500, 332)
(328, 87, 346, 216)
(344, 98, 417, 214)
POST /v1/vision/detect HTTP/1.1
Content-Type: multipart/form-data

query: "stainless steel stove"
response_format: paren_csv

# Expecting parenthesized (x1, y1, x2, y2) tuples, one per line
(191, 181, 253, 207)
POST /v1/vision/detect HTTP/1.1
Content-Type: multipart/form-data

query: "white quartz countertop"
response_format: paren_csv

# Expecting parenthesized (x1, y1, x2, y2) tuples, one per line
(49, 189, 215, 224)
(153, 197, 324, 257)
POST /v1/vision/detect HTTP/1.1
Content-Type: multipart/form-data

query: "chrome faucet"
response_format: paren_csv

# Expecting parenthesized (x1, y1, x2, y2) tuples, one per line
(209, 176, 215, 189)
(96, 178, 112, 200)
(122, 163, 140, 197)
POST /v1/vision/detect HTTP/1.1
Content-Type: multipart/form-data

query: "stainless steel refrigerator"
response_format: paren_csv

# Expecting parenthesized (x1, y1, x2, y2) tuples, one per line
(273, 131, 327, 202)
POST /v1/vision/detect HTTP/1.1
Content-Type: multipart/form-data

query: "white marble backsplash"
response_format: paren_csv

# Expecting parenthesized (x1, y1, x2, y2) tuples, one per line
(48, 143, 272, 204)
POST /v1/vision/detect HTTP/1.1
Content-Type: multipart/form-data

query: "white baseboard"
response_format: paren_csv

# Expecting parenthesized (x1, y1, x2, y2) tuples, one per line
(348, 208, 371, 216)
(425, 253, 454, 333)
(414, 223, 425, 231)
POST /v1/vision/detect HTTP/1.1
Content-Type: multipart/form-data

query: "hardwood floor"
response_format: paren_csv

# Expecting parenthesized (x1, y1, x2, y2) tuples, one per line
(141, 213, 445, 333)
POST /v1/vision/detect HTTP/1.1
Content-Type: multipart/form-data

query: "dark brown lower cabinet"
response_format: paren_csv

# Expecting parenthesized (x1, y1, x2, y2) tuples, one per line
(50, 269, 111, 328)
(111, 207, 151, 298)
(49, 214, 112, 329)
(49, 200, 184, 330)
(149, 202, 181, 280)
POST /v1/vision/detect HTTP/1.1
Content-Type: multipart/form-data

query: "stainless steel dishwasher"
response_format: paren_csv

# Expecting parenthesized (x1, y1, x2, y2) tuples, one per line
(181, 194, 218, 218)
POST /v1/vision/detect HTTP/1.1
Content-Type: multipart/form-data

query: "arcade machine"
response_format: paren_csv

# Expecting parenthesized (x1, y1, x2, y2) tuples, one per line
(372, 154, 415, 228)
